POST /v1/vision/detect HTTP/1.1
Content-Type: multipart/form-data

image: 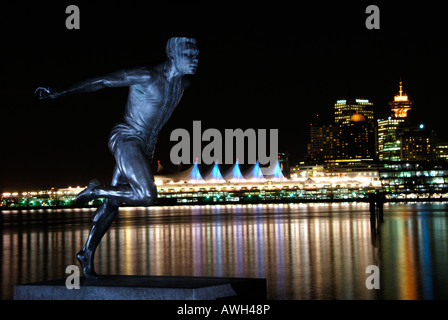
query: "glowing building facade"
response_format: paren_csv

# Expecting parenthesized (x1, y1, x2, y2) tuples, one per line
(307, 99, 376, 163)
(378, 118, 404, 161)
(334, 99, 374, 126)
(377, 80, 436, 161)
(389, 81, 413, 118)
(339, 115, 376, 161)
(377, 80, 412, 160)
(307, 124, 341, 163)
(400, 127, 436, 161)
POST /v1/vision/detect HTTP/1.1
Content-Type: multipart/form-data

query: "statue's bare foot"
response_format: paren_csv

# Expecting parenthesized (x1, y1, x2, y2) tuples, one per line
(76, 249, 98, 279)
(75, 179, 101, 205)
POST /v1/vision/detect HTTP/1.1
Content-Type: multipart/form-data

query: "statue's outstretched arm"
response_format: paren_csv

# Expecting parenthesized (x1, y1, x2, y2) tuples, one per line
(35, 67, 150, 100)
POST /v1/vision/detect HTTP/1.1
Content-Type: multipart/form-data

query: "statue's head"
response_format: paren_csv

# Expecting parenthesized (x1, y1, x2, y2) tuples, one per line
(166, 37, 199, 75)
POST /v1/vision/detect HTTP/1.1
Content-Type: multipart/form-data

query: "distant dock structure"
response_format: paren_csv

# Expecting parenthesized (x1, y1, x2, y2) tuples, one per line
(2, 160, 448, 209)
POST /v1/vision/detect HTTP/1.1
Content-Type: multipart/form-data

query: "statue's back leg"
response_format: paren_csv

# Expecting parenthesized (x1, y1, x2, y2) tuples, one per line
(77, 140, 156, 278)
(77, 166, 124, 278)
(79, 140, 157, 206)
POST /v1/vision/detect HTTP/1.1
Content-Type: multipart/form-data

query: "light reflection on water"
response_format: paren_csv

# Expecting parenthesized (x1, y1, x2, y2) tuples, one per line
(380, 204, 448, 299)
(1, 203, 447, 300)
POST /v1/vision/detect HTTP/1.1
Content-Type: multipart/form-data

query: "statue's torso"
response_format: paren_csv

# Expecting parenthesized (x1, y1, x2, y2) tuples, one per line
(123, 66, 184, 141)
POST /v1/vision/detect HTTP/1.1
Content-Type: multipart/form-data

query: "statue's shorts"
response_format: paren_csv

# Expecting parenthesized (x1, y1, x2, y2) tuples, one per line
(108, 123, 156, 160)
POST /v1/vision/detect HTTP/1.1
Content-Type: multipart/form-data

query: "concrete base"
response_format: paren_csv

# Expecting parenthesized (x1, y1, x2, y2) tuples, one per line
(14, 275, 266, 300)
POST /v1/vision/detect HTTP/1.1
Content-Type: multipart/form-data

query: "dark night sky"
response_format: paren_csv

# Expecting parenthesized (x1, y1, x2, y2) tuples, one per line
(1, 2, 447, 192)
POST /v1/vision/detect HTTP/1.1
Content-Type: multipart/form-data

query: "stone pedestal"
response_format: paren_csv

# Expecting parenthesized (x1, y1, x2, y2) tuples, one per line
(14, 275, 266, 300)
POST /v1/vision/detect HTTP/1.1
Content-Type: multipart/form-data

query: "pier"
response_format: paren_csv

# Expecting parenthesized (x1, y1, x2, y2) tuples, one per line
(369, 192, 384, 226)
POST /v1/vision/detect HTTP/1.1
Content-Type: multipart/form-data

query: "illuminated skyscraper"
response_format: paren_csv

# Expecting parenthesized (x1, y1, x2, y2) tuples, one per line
(307, 111, 376, 163)
(307, 98, 376, 164)
(307, 124, 341, 163)
(378, 80, 436, 161)
(400, 126, 436, 161)
(334, 99, 374, 126)
(339, 113, 376, 161)
(389, 80, 413, 118)
(378, 118, 404, 160)
(378, 80, 412, 160)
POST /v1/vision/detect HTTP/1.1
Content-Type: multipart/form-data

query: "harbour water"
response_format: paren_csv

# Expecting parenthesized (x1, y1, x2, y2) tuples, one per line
(1, 202, 447, 300)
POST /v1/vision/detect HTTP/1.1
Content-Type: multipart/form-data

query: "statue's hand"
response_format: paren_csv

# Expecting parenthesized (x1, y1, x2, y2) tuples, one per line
(34, 87, 58, 99)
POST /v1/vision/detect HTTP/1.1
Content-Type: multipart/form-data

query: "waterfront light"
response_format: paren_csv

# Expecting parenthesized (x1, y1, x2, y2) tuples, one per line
(2, 160, 448, 209)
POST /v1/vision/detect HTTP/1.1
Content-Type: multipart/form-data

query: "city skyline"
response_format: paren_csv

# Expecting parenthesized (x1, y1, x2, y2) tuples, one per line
(306, 79, 444, 164)
(1, 77, 444, 197)
(1, 3, 447, 192)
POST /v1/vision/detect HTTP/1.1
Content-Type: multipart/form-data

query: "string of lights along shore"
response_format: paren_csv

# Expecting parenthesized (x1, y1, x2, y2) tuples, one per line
(2, 79, 448, 208)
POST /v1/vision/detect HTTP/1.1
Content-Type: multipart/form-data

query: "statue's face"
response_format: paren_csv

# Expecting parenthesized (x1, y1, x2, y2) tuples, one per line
(171, 41, 199, 75)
